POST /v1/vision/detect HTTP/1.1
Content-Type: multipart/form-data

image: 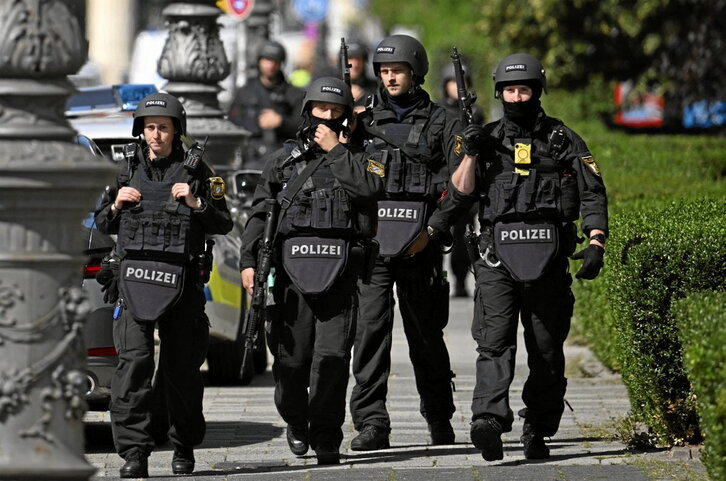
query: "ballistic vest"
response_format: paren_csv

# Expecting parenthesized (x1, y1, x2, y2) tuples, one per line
(116, 151, 195, 262)
(479, 118, 580, 225)
(364, 107, 447, 201)
(276, 151, 361, 239)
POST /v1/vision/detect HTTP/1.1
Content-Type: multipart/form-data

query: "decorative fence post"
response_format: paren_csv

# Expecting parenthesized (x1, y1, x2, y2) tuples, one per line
(0, 1, 114, 479)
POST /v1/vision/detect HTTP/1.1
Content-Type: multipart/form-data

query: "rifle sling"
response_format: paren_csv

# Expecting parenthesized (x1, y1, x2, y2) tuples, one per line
(267, 153, 327, 240)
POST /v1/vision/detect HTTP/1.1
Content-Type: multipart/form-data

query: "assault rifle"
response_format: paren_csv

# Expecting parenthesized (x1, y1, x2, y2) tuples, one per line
(340, 37, 353, 138)
(340, 37, 351, 87)
(240, 199, 280, 377)
(451, 47, 481, 261)
(450, 47, 477, 126)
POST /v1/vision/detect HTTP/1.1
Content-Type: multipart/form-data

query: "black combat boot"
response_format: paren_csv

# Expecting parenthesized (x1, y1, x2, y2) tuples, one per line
(171, 446, 195, 475)
(119, 450, 148, 478)
(314, 441, 341, 465)
(521, 422, 550, 459)
(350, 424, 390, 451)
(286, 424, 309, 456)
(428, 419, 455, 445)
(470, 416, 504, 461)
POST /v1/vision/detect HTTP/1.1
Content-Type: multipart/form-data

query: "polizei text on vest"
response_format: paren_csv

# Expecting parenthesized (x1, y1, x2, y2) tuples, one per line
(290, 244, 342, 256)
(500, 227, 553, 242)
(124, 267, 178, 286)
(378, 207, 419, 221)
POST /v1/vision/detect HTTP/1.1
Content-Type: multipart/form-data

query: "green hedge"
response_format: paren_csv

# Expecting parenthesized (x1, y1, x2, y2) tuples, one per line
(674, 291, 726, 481)
(577, 199, 725, 445)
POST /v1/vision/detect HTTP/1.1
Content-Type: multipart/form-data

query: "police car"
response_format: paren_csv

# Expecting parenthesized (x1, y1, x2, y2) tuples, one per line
(71, 85, 265, 410)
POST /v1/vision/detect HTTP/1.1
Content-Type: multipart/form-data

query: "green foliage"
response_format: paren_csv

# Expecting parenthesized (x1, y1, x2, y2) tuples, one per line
(473, 0, 726, 111)
(603, 199, 725, 445)
(582, 131, 726, 215)
(569, 112, 724, 372)
(370, 0, 726, 113)
(674, 291, 726, 481)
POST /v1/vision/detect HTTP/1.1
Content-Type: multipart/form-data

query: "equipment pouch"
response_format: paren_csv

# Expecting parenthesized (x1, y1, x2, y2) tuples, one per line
(282, 237, 348, 295)
(332, 189, 353, 230)
(493, 220, 559, 281)
(118, 259, 185, 321)
(532, 172, 559, 216)
(404, 162, 430, 195)
(311, 189, 332, 229)
(374, 200, 427, 258)
(385, 150, 404, 194)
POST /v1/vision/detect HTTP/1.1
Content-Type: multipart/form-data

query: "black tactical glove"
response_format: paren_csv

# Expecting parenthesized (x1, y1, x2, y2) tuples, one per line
(570, 244, 605, 280)
(96, 253, 120, 304)
(462, 124, 487, 157)
(427, 226, 454, 252)
(100, 277, 119, 304)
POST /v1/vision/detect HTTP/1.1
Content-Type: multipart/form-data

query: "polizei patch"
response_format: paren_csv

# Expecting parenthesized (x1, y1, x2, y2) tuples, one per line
(123, 266, 179, 287)
(378, 206, 419, 222)
(145, 99, 167, 107)
(505, 64, 527, 72)
(498, 226, 554, 244)
(289, 243, 343, 257)
(377, 46, 395, 54)
(321, 85, 343, 96)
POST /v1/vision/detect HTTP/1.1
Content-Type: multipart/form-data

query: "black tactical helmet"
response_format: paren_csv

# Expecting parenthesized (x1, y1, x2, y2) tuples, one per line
(440, 61, 471, 89)
(257, 39, 287, 63)
(132, 92, 186, 137)
(346, 38, 369, 60)
(492, 53, 547, 99)
(300, 76, 354, 115)
(372, 34, 429, 84)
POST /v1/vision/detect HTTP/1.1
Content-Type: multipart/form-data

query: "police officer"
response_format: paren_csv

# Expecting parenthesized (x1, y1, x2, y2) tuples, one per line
(94, 93, 233, 478)
(239, 77, 383, 465)
(228, 40, 305, 169)
(348, 34, 463, 451)
(429, 53, 608, 460)
(437, 60, 485, 125)
(346, 38, 377, 111)
(436, 59, 485, 297)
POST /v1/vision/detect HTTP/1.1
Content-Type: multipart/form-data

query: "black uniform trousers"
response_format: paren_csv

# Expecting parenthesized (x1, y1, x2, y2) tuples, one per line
(110, 278, 209, 459)
(351, 244, 455, 432)
(268, 267, 358, 450)
(471, 254, 573, 436)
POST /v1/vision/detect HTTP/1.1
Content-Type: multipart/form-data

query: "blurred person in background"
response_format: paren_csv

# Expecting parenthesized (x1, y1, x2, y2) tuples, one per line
(346, 37, 378, 112)
(228, 40, 305, 169)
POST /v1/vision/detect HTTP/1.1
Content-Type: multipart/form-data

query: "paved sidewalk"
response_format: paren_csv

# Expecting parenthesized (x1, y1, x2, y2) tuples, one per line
(84, 295, 705, 480)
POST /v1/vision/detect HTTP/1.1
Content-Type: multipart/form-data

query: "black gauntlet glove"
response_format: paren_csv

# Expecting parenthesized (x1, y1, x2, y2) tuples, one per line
(570, 244, 605, 280)
(462, 124, 487, 157)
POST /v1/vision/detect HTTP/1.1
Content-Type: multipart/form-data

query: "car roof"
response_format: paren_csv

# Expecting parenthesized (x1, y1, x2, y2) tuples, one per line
(66, 84, 157, 117)
(69, 114, 136, 140)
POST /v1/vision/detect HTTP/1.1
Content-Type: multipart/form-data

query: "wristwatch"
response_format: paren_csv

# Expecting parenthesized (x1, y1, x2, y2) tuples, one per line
(589, 233, 606, 245)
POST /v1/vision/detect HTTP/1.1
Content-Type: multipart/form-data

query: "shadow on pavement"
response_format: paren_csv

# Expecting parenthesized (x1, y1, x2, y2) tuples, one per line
(202, 368, 276, 388)
(84, 420, 284, 454)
